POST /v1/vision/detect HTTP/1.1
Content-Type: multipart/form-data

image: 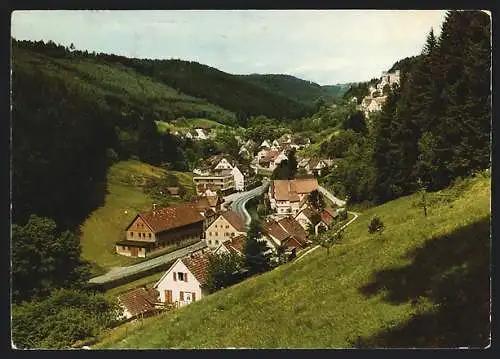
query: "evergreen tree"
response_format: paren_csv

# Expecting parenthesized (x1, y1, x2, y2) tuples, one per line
(137, 115, 161, 165)
(244, 220, 271, 274)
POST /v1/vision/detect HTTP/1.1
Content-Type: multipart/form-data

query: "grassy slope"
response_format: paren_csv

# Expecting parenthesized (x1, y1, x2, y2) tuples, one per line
(14, 47, 236, 125)
(96, 174, 490, 348)
(80, 160, 194, 270)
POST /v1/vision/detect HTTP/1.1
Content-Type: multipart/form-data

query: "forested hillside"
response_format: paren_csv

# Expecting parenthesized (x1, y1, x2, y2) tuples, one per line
(322, 11, 491, 205)
(239, 74, 348, 106)
(104, 57, 314, 122)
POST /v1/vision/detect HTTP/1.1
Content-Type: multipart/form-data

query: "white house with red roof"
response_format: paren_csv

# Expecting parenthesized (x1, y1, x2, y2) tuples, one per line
(154, 251, 211, 307)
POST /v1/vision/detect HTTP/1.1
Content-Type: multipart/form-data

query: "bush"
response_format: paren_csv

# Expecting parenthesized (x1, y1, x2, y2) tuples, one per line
(368, 215, 384, 234)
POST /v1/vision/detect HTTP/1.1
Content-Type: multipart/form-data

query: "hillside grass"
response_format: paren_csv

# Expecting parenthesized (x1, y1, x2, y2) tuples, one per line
(80, 160, 194, 271)
(95, 174, 490, 348)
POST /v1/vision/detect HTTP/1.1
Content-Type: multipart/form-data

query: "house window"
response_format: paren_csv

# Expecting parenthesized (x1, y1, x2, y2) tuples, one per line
(178, 272, 185, 281)
(215, 232, 218, 236)
(231, 232, 235, 237)
(209, 232, 212, 236)
(215, 240, 219, 245)
(130, 232, 134, 237)
(208, 239, 212, 245)
(225, 225, 229, 229)
(148, 233, 152, 238)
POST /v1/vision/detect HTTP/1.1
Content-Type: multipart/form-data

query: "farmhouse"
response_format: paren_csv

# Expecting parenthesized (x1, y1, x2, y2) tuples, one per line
(205, 211, 246, 249)
(115, 204, 205, 258)
(268, 178, 318, 216)
(305, 158, 329, 176)
(154, 251, 212, 307)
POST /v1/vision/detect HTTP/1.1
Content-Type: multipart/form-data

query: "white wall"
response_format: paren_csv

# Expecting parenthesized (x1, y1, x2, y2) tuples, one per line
(215, 158, 233, 170)
(232, 167, 245, 191)
(205, 215, 245, 249)
(156, 260, 203, 305)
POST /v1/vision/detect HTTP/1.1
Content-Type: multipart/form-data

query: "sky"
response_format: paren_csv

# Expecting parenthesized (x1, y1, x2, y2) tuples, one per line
(11, 10, 448, 85)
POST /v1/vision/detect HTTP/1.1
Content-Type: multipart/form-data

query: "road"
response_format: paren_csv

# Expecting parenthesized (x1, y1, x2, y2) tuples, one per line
(88, 241, 207, 285)
(225, 179, 270, 225)
(317, 185, 347, 207)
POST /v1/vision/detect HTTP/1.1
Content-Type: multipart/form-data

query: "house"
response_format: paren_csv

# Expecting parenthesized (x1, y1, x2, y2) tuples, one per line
(213, 234, 246, 256)
(117, 287, 160, 321)
(271, 139, 281, 150)
(154, 250, 212, 307)
(115, 204, 205, 258)
(295, 206, 329, 235)
(205, 211, 246, 249)
(262, 217, 309, 255)
(305, 158, 328, 176)
(268, 178, 319, 216)
(257, 148, 271, 161)
(231, 166, 245, 192)
(213, 157, 234, 171)
(297, 157, 311, 169)
(321, 207, 339, 227)
(259, 149, 281, 170)
(194, 128, 208, 140)
(194, 195, 223, 214)
(260, 139, 271, 148)
(239, 145, 252, 159)
(274, 150, 288, 166)
(193, 171, 235, 196)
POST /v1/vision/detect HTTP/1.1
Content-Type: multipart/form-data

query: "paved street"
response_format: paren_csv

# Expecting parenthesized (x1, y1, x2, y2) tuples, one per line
(224, 179, 270, 225)
(88, 240, 207, 285)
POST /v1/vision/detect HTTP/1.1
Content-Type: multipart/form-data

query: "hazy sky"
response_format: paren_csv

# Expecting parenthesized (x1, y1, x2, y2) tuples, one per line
(11, 10, 448, 85)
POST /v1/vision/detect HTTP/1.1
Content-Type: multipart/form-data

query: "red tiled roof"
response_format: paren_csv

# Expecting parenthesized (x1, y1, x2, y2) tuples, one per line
(278, 217, 308, 245)
(118, 287, 159, 317)
(221, 211, 246, 232)
(272, 179, 318, 201)
(131, 203, 205, 234)
(263, 220, 290, 242)
(182, 252, 212, 285)
(227, 234, 246, 254)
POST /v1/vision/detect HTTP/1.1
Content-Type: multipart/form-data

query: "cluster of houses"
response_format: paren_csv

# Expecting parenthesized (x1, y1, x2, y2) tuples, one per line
(116, 174, 346, 320)
(357, 69, 401, 118)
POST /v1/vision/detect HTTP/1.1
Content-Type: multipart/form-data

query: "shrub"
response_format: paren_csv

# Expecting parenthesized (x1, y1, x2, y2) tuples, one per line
(368, 215, 384, 234)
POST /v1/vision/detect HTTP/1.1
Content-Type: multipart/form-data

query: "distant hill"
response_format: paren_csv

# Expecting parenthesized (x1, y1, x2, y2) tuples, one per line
(238, 74, 349, 105)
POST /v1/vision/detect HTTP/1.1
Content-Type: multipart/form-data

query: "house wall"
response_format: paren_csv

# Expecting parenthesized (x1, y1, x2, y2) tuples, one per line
(156, 260, 203, 306)
(126, 216, 156, 242)
(205, 216, 245, 249)
(232, 167, 245, 191)
(156, 222, 204, 246)
(213, 243, 231, 255)
(274, 152, 288, 166)
(115, 245, 147, 258)
(295, 212, 312, 230)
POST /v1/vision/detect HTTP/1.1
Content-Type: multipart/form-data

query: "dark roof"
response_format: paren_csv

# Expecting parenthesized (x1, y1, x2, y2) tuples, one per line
(263, 220, 290, 242)
(118, 287, 159, 317)
(128, 204, 205, 234)
(221, 211, 246, 232)
(182, 252, 212, 285)
(300, 207, 323, 226)
(278, 217, 308, 245)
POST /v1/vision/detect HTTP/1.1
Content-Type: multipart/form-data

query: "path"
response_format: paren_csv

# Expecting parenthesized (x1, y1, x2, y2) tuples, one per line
(296, 210, 360, 262)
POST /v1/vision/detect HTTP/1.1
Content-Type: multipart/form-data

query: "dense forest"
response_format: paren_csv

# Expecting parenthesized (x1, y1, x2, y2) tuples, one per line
(239, 74, 348, 106)
(322, 11, 491, 204)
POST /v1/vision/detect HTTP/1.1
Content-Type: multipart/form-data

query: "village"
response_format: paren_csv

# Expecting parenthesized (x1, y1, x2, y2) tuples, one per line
(113, 133, 349, 322)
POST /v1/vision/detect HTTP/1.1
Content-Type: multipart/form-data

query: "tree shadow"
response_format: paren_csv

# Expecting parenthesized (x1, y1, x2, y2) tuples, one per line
(354, 217, 490, 348)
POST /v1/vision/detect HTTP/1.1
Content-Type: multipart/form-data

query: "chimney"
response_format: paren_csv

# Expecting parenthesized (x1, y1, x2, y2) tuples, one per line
(288, 181, 292, 192)
(152, 203, 157, 216)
